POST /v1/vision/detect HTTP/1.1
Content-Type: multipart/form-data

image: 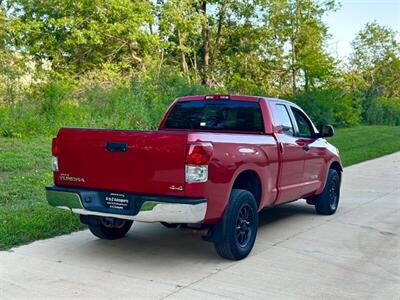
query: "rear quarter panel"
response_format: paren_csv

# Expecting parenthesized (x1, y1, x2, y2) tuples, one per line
(186, 132, 279, 224)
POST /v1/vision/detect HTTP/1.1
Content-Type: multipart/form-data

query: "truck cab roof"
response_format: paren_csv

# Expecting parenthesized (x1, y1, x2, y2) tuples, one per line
(177, 94, 293, 105)
(177, 94, 262, 102)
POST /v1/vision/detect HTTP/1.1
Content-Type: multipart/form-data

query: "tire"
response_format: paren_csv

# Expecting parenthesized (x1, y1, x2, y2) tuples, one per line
(314, 169, 341, 215)
(213, 189, 258, 260)
(88, 217, 133, 240)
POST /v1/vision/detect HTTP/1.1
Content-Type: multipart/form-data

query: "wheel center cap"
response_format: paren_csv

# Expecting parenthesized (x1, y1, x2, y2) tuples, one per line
(240, 220, 249, 231)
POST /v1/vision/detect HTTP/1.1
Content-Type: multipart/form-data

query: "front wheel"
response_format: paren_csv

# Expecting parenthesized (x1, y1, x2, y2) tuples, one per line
(87, 217, 133, 240)
(213, 189, 258, 260)
(313, 169, 341, 215)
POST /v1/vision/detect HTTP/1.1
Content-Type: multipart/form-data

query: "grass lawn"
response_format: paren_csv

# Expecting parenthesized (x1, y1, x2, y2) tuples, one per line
(1, 125, 400, 250)
(328, 126, 400, 167)
(0, 137, 83, 250)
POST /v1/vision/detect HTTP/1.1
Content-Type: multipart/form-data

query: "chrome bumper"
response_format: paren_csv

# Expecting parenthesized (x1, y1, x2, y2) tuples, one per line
(46, 187, 207, 224)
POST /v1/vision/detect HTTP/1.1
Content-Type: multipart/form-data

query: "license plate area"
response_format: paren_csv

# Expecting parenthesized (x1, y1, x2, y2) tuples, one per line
(103, 192, 130, 211)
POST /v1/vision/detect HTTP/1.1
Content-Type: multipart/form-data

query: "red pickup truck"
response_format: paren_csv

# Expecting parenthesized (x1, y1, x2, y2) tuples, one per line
(46, 94, 342, 260)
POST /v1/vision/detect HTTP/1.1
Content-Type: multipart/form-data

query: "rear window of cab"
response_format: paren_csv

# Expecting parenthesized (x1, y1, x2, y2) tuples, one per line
(163, 100, 264, 132)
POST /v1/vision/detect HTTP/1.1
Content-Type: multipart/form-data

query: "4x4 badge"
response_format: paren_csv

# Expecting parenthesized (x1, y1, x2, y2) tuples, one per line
(169, 185, 183, 191)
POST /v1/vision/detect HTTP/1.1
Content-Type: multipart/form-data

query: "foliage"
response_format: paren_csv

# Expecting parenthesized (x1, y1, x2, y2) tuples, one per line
(347, 22, 400, 120)
(0, 1, 399, 135)
(292, 88, 362, 127)
(6, 0, 156, 73)
(350, 22, 400, 77)
(365, 97, 400, 126)
(262, 0, 337, 94)
(0, 67, 217, 137)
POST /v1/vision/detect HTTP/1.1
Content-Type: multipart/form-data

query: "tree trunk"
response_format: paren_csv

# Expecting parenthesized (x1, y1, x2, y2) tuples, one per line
(177, 29, 189, 74)
(201, 0, 210, 86)
(304, 69, 309, 92)
(193, 49, 199, 81)
(291, 65, 297, 95)
(211, 0, 227, 64)
(291, 37, 297, 95)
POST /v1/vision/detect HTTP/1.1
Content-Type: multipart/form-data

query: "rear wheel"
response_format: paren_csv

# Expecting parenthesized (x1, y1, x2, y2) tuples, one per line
(87, 217, 133, 240)
(313, 169, 341, 215)
(213, 189, 258, 260)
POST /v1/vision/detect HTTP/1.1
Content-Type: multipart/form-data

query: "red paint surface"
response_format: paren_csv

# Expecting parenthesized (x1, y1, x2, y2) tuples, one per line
(53, 96, 341, 224)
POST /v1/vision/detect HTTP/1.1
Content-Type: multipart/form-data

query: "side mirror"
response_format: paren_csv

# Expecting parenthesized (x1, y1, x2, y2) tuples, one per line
(318, 125, 334, 138)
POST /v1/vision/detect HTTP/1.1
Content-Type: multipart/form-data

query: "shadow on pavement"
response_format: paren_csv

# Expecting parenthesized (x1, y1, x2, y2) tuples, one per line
(74, 201, 316, 264)
(258, 200, 316, 228)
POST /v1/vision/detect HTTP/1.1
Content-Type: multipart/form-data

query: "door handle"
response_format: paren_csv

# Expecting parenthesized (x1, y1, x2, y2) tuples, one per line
(279, 142, 284, 153)
(106, 142, 128, 152)
(303, 144, 310, 152)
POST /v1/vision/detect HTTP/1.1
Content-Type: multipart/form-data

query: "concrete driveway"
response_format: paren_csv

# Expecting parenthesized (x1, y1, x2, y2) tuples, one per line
(1, 152, 399, 299)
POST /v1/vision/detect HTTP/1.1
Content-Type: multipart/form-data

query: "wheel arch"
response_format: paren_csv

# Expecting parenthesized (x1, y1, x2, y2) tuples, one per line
(231, 169, 262, 209)
(330, 160, 343, 173)
(315, 159, 343, 195)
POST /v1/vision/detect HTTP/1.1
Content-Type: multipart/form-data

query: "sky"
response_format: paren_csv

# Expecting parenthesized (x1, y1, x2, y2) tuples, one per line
(324, 0, 400, 58)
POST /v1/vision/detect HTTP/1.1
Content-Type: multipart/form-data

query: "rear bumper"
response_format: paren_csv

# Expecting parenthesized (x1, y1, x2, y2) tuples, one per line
(45, 186, 207, 224)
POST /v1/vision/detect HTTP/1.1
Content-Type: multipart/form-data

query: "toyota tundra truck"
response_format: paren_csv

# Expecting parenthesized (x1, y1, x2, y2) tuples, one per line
(46, 94, 342, 260)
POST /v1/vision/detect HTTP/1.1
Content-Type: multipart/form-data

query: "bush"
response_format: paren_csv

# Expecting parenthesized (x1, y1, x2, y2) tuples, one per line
(40, 80, 75, 122)
(366, 97, 400, 126)
(292, 89, 362, 127)
(2, 64, 398, 140)
(0, 66, 219, 138)
(0, 79, 89, 137)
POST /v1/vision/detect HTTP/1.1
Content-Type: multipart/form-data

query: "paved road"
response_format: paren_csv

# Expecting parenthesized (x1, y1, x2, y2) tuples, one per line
(1, 152, 399, 299)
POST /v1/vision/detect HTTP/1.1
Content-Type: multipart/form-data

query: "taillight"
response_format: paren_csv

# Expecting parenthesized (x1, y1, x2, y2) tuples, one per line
(52, 137, 58, 156)
(185, 165, 208, 183)
(51, 137, 59, 172)
(52, 156, 59, 172)
(186, 142, 213, 165)
(185, 142, 213, 183)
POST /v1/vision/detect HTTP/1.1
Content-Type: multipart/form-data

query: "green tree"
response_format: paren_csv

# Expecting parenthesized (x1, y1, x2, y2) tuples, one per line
(351, 22, 400, 72)
(6, 0, 157, 73)
(158, 0, 203, 79)
(347, 22, 400, 122)
(158, 0, 261, 87)
(349, 22, 400, 99)
(207, 0, 265, 91)
(263, 0, 337, 95)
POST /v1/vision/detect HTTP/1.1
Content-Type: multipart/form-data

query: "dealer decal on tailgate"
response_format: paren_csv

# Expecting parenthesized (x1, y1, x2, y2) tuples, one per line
(104, 193, 129, 210)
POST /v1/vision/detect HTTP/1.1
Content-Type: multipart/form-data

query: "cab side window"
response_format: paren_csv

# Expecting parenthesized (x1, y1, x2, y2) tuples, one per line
(273, 104, 294, 136)
(291, 107, 314, 138)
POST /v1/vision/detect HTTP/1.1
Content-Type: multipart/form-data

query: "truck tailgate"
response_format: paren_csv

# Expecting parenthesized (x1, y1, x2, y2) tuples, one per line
(54, 128, 187, 196)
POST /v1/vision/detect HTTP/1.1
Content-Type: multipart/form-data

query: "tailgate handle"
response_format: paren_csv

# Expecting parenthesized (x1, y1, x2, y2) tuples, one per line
(106, 142, 128, 152)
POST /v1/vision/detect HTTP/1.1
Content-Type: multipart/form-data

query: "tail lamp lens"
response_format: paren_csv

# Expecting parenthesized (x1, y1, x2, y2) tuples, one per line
(186, 142, 213, 165)
(52, 156, 59, 172)
(185, 165, 208, 183)
(51, 138, 59, 171)
(52, 138, 58, 156)
(185, 142, 212, 183)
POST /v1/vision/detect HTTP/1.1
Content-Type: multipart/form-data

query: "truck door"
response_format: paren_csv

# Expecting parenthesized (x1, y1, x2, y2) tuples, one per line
(270, 102, 306, 204)
(289, 106, 326, 196)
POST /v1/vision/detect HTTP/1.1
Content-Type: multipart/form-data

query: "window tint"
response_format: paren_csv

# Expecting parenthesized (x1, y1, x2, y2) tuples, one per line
(163, 100, 264, 132)
(273, 104, 294, 136)
(291, 107, 313, 138)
